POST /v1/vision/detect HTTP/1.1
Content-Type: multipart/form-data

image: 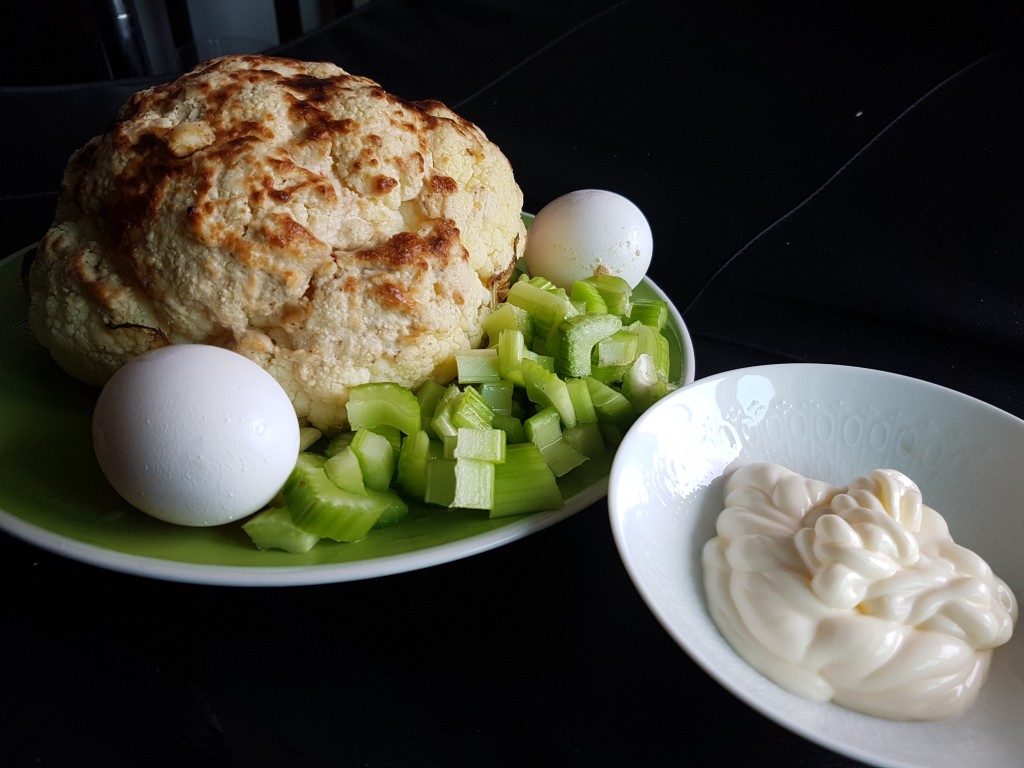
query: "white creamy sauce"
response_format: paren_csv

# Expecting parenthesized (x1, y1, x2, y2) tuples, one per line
(702, 462, 1018, 720)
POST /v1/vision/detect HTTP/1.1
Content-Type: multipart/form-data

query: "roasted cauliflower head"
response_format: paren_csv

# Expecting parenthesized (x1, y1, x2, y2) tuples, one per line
(26, 54, 526, 431)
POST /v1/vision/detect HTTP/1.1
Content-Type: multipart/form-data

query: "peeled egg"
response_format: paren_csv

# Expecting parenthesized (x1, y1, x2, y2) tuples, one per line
(92, 344, 300, 527)
(524, 189, 653, 290)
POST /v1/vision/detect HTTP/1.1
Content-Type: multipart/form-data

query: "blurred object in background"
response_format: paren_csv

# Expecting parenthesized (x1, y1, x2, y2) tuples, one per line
(2, 0, 371, 85)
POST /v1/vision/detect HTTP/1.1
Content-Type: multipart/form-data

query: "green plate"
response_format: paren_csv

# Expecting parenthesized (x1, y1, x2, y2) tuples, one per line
(0, 244, 694, 585)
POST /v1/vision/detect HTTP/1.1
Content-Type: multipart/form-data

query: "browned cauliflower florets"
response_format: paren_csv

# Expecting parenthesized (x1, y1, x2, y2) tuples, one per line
(26, 54, 526, 431)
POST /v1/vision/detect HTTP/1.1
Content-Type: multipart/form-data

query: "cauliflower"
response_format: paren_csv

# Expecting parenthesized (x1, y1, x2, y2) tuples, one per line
(25, 55, 526, 431)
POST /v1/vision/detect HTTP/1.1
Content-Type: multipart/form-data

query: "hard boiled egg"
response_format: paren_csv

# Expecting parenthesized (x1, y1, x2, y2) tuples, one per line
(523, 189, 653, 290)
(92, 344, 300, 527)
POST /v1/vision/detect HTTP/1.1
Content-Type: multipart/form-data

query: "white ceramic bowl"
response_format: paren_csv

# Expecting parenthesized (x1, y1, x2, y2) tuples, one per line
(608, 363, 1024, 768)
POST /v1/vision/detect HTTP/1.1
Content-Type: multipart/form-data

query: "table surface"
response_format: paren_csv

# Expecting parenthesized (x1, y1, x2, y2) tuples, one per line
(3, 2, 1023, 766)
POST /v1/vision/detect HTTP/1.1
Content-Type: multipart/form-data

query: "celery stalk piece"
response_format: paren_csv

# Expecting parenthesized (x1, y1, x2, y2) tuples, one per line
(283, 453, 406, 542)
(523, 349, 555, 371)
(350, 428, 396, 491)
(562, 422, 605, 458)
(324, 430, 354, 457)
(581, 274, 633, 317)
(584, 377, 637, 429)
(497, 328, 527, 386)
(491, 443, 564, 517)
(628, 322, 671, 383)
(298, 427, 323, 452)
(506, 280, 577, 341)
(346, 382, 422, 436)
(479, 380, 514, 416)
(570, 280, 609, 315)
(242, 506, 321, 554)
(456, 349, 501, 384)
(395, 430, 439, 501)
(524, 406, 588, 477)
(565, 377, 598, 424)
(491, 414, 526, 443)
(627, 298, 668, 330)
(482, 302, 533, 347)
(595, 329, 639, 368)
(430, 383, 464, 440)
(450, 385, 495, 430)
(453, 427, 506, 463)
(555, 313, 623, 378)
(521, 357, 577, 429)
(415, 380, 447, 435)
(621, 353, 669, 413)
(451, 458, 496, 510)
(323, 445, 365, 493)
(424, 457, 457, 507)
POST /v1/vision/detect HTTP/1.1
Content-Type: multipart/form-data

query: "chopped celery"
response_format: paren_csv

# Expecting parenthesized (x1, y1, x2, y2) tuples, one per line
(347, 382, 422, 435)
(562, 422, 605, 458)
(497, 328, 527, 386)
(570, 280, 608, 315)
(242, 506, 321, 554)
(424, 457, 457, 507)
(479, 380, 514, 416)
(491, 413, 526, 443)
(451, 458, 495, 510)
(298, 427, 322, 452)
(554, 312, 622, 378)
(451, 384, 495, 430)
(429, 384, 464, 440)
(451, 427, 506, 463)
(565, 377, 598, 424)
(621, 353, 669, 413)
(521, 357, 577, 428)
(628, 322, 671, 383)
(323, 445, 365, 493)
(324, 430, 354, 457)
(506, 279, 577, 340)
(482, 302, 532, 347)
(584, 376, 636, 429)
(456, 348, 501, 383)
(628, 298, 668, 330)
(524, 406, 588, 477)
(491, 443, 564, 517)
(350, 428, 396, 491)
(581, 274, 632, 317)
(283, 453, 407, 542)
(595, 329, 639, 368)
(395, 430, 440, 500)
(415, 380, 447, 435)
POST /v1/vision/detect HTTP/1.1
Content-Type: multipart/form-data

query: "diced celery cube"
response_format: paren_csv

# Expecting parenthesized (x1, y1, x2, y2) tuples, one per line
(580, 274, 632, 317)
(555, 312, 622, 378)
(415, 379, 447, 435)
(242, 506, 321, 554)
(521, 357, 577, 428)
(453, 427, 506, 463)
(584, 377, 636, 429)
(562, 422, 605, 458)
(323, 445, 365, 493)
(451, 458, 495, 510)
(491, 443, 564, 517)
(498, 328, 526, 386)
(627, 298, 668, 330)
(565, 377, 598, 424)
(479, 380, 514, 416)
(424, 458, 456, 507)
(298, 427, 322, 452)
(483, 302, 533, 347)
(492, 414, 526, 444)
(456, 348, 501, 384)
(595, 329, 639, 368)
(347, 382, 422, 435)
(506, 280, 577, 341)
(570, 280, 609, 314)
(524, 406, 588, 477)
(451, 385, 494, 430)
(621, 353, 669, 413)
(350, 428, 396, 491)
(430, 384, 464, 440)
(396, 430, 441, 500)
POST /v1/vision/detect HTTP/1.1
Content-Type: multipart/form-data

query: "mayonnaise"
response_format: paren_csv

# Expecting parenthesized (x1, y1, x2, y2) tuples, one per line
(702, 462, 1018, 721)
